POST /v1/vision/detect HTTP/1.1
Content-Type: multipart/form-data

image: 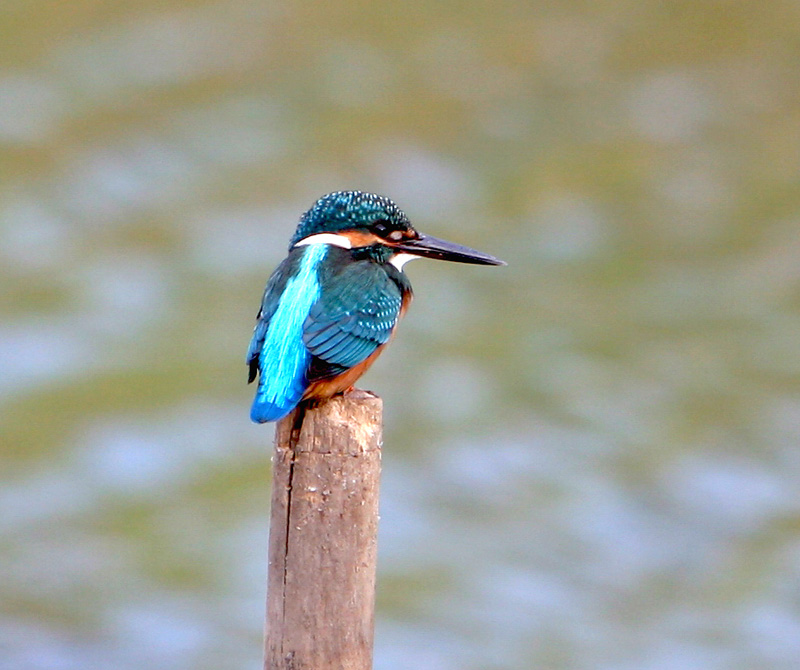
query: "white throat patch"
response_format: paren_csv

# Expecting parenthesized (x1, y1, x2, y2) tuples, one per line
(294, 233, 352, 249)
(390, 253, 421, 271)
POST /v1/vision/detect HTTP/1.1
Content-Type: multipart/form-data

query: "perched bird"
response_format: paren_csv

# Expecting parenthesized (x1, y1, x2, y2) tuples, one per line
(247, 190, 505, 423)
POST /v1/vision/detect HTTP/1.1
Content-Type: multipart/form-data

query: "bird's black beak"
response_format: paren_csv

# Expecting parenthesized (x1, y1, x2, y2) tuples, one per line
(394, 233, 506, 266)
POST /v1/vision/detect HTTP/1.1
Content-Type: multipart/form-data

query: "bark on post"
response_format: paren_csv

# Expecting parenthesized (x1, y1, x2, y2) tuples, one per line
(265, 389, 382, 670)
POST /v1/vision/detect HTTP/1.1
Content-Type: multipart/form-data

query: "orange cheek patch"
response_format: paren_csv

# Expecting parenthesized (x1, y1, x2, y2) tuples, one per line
(341, 230, 382, 247)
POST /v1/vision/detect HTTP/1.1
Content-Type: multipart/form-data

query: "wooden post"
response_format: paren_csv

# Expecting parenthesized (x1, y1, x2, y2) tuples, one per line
(265, 390, 382, 670)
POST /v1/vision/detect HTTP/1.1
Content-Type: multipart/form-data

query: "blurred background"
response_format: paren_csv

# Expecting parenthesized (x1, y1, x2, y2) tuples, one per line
(2, 1, 800, 669)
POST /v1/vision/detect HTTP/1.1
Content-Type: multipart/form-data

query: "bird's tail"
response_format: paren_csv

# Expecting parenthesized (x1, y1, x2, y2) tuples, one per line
(250, 346, 310, 423)
(250, 394, 297, 423)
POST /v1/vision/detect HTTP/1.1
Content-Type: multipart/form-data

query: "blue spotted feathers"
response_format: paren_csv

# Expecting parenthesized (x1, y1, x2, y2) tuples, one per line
(304, 261, 402, 368)
(290, 191, 409, 247)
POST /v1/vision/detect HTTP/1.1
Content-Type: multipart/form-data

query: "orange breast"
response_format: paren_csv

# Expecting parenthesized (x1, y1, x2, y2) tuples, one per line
(302, 288, 412, 401)
(302, 342, 389, 401)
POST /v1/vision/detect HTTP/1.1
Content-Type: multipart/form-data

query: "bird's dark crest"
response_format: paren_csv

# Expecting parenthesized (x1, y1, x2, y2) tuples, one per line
(290, 191, 412, 248)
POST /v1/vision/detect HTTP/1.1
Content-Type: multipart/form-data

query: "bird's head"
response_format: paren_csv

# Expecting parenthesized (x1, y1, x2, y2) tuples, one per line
(290, 191, 505, 269)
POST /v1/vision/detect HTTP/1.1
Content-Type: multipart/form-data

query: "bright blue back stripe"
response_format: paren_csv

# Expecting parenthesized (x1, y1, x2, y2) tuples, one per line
(251, 244, 328, 422)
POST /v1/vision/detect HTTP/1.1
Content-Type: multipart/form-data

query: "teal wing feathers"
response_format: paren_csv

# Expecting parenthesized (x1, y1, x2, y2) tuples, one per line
(303, 261, 403, 380)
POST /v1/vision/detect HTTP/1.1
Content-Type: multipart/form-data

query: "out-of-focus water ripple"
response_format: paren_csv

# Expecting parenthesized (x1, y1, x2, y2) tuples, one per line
(2, 2, 800, 669)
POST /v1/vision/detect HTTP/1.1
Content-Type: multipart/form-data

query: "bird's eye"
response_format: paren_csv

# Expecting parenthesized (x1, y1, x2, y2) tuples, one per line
(372, 219, 390, 235)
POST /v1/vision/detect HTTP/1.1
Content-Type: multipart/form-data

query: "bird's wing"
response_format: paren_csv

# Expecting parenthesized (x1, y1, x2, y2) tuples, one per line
(303, 261, 403, 380)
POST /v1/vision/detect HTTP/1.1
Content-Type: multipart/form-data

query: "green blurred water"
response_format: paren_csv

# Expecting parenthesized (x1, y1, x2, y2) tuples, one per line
(2, 2, 800, 669)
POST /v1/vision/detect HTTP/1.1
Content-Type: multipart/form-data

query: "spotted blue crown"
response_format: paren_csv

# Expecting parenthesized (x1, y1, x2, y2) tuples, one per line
(289, 191, 410, 247)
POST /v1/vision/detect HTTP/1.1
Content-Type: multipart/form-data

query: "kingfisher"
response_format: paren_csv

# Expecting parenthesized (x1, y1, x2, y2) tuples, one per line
(247, 190, 505, 423)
